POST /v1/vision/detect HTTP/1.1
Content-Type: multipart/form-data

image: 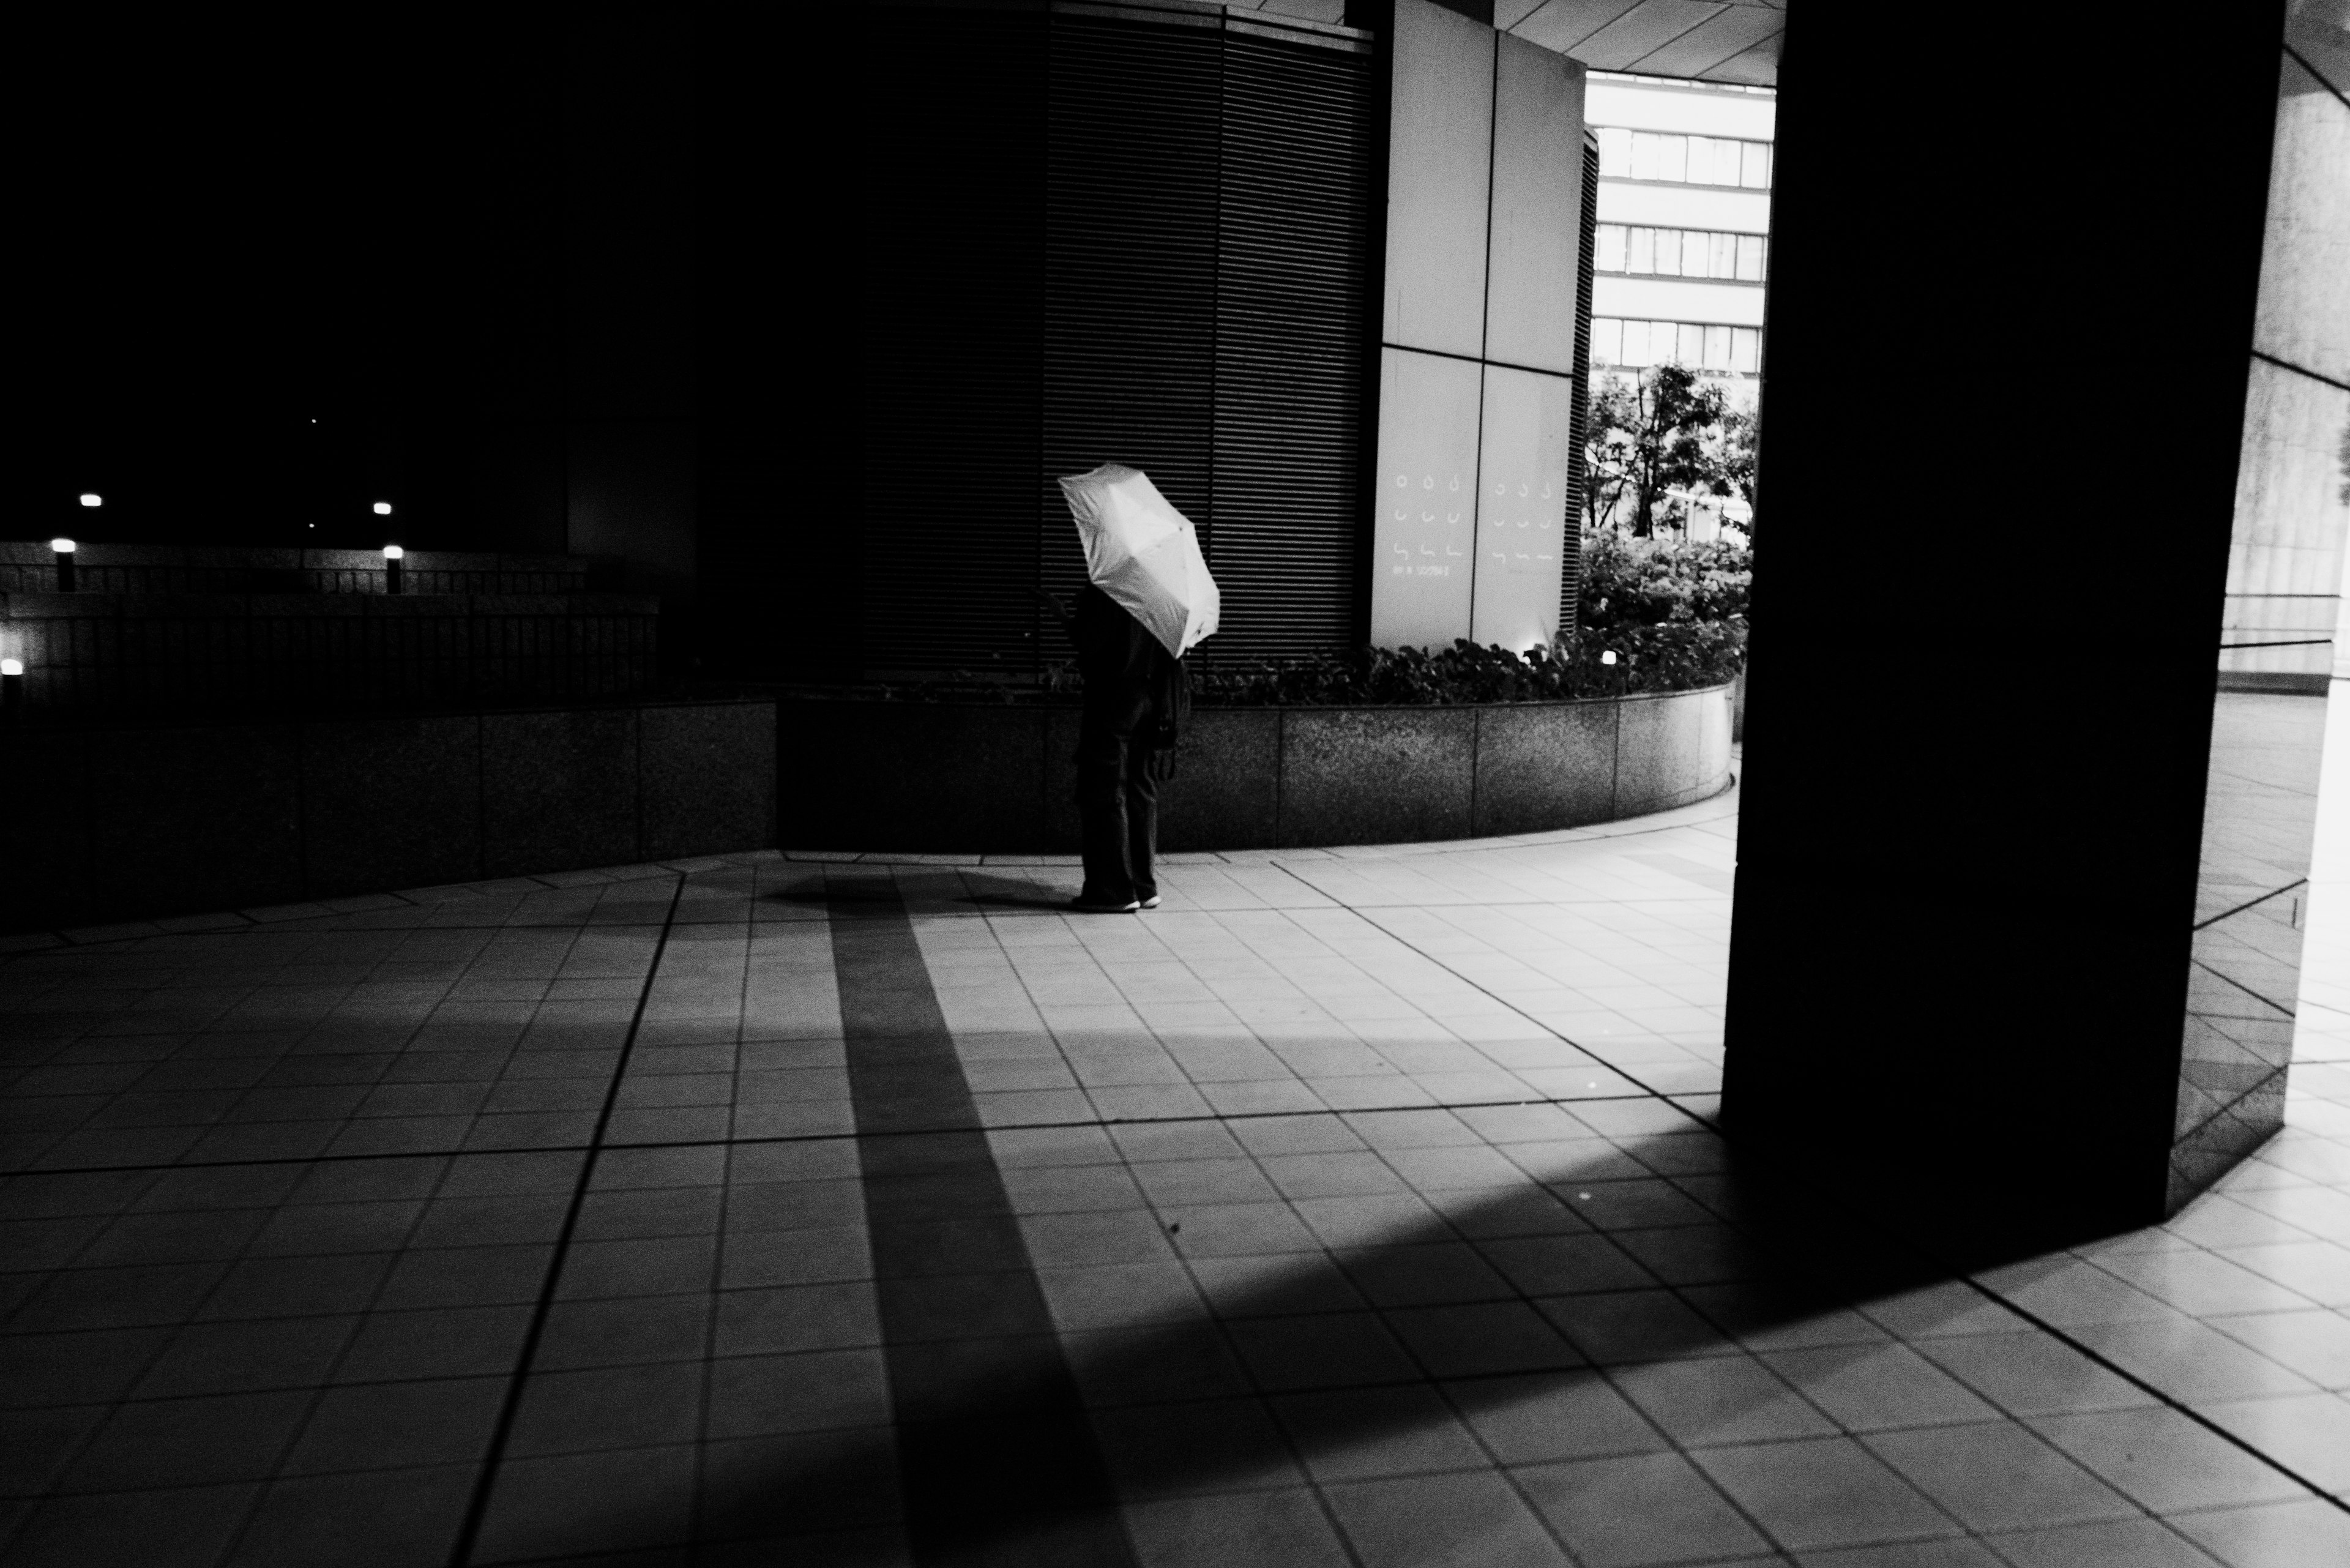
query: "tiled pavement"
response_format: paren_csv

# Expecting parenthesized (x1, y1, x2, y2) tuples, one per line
(2, 735, 2347, 1567)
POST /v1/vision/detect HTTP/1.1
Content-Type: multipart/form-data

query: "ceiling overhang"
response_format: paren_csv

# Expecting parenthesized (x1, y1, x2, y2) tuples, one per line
(1498, 1, 1783, 86)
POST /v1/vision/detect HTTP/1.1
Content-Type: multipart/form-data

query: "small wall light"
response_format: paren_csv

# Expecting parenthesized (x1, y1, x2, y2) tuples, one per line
(50, 538, 76, 594)
(78, 494, 102, 508)
(382, 543, 405, 595)
(373, 501, 394, 516)
(1, 657, 21, 720)
(1600, 650, 1617, 665)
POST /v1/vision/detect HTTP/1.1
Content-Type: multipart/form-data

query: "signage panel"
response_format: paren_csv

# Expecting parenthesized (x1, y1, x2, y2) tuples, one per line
(1369, 347, 1482, 649)
(1470, 364, 1574, 651)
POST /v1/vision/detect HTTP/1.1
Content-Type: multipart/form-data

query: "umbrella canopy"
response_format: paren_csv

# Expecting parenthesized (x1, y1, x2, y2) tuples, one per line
(1057, 463, 1220, 659)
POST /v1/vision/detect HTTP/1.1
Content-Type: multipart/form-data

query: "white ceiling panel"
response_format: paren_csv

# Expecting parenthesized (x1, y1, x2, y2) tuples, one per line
(1698, 36, 1783, 86)
(1510, 0, 1783, 86)
(1509, 1, 1647, 56)
(1562, 1, 1734, 71)
(1624, 4, 1783, 77)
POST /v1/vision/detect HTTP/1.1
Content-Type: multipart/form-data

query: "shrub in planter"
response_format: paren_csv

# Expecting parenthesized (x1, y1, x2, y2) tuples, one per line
(854, 535, 1750, 704)
(1183, 623, 1740, 706)
(1580, 532, 1750, 630)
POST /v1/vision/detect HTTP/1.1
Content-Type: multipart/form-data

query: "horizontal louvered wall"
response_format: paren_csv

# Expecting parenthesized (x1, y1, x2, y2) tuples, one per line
(1042, 15, 1222, 659)
(858, 5, 1376, 677)
(861, 9, 1046, 675)
(1212, 31, 1376, 663)
(1561, 135, 1598, 640)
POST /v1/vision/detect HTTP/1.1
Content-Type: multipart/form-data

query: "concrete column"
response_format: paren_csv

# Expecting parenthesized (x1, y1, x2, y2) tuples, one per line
(1721, 6, 2327, 1254)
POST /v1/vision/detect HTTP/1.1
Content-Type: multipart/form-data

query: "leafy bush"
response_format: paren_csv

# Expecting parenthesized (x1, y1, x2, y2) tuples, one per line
(1183, 622, 1742, 706)
(1580, 532, 1750, 630)
(860, 536, 1749, 705)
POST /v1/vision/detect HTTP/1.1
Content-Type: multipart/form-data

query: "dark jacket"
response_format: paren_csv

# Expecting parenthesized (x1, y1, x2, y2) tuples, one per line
(1073, 585, 1190, 772)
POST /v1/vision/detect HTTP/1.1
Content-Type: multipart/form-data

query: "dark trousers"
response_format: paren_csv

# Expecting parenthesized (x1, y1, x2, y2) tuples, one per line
(1076, 688, 1158, 905)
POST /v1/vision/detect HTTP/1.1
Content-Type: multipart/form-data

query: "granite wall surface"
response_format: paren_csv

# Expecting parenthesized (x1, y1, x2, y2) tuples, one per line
(1, 697, 775, 935)
(780, 684, 1734, 854)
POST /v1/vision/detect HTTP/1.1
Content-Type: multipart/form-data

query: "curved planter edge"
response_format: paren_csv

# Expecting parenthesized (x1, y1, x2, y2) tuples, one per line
(780, 684, 1734, 853)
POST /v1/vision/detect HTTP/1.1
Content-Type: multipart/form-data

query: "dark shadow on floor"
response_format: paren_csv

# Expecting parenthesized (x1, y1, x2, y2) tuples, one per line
(764, 870, 1079, 915)
(525, 1119, 2139, 1566)
(469, 869, 2183, 1564)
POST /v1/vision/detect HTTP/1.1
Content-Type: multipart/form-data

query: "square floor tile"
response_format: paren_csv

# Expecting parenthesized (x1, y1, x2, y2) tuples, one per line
(1862, 1419, 2139, 1531)
(1690, 1435, 1959, 1553)
(2167, 1497, 2350, 1568)
(1759, 1342, 2001, 1432)
(1322, 1469, 1572, 1568)
(1124, 1488, 1354, 1568)
(1446, 1372, 1667, 1464)
(2026, 1406, 2313, 1512)
(1912, 1332, 2158, 1418)
(1611, 1353, 1839, 1446)
(1513, 1450, 1771, 1568)
(1274, 1384, 1491, 1482)
(1982, 1515, 2224, 1568)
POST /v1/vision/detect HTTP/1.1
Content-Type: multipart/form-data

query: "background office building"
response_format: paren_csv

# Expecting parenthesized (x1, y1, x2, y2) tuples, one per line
(1586, 70, 1774, 403)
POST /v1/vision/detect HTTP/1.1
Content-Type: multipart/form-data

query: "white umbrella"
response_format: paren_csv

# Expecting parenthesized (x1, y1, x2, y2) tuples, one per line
(1056, 463, 1220, 658)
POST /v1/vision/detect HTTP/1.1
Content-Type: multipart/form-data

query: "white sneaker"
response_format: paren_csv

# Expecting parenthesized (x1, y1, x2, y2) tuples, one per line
(1139, 895, 1162, 909)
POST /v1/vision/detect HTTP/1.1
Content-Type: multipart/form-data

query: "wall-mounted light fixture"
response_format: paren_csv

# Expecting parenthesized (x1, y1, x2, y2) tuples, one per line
(383, 543, 405, 595)
(373, 502, 394, 517)
(50, 538, 76, 594)
(77, 494, 101, 508)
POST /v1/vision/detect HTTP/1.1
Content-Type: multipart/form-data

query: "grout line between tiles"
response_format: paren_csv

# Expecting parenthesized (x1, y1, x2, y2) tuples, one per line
(0, 1091, 1684, 1180)
(444, 869, 688, 1567)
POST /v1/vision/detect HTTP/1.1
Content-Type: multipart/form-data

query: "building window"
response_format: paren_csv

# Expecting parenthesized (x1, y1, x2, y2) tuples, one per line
(1594, 318, 1763, 373)
(1595, 127, 1770, 189)
(1595, 225, 1767, 282)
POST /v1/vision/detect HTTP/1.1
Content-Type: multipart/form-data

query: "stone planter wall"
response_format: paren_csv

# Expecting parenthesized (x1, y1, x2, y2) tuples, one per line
(781, 684, 1733, 853)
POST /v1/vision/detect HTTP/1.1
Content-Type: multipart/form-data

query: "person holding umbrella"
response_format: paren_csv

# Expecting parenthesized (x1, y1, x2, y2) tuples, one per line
(1045, 465, 1220, 914)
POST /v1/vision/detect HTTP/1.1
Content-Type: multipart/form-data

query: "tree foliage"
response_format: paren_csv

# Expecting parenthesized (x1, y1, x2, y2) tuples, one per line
(1585, 364, 1759, 539)
(1586, 364, 1726, 537)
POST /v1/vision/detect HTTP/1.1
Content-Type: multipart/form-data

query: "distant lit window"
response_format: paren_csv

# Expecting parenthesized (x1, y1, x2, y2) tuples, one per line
(1591, 319, 1766, 376)
(1591, 317, 1623, 364)
(1657, 133, 1687, 182)
(1596, 223, 1627, 271)
(1688, 136, 1736, 185)
(1594, 127, 1772, 189)
(1736, 234, 1766, 281)
(1594, 225, 1766, 283)
(1681, 136, 1714, 185)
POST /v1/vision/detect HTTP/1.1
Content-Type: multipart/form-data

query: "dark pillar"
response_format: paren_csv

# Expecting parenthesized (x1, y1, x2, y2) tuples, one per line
(563, 11, 699, 669)
(1721, 4, 2332, 1255)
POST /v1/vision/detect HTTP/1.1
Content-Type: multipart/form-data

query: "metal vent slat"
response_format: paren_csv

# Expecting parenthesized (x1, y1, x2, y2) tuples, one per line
(1561, 135, 1598, 640)
(859, 9, 1375, 678)
(860, 11, 1046, 674)
(1211, 31, 1376, 663)
(1042, 17, 1222, 662)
